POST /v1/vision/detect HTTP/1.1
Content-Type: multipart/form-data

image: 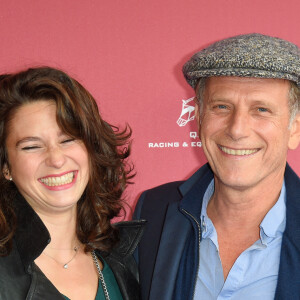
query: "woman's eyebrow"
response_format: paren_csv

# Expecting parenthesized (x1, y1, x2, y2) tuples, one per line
(16, 137, 41, 147)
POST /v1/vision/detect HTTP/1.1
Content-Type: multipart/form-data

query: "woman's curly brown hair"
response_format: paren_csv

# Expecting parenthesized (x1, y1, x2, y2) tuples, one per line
(0, 67, 134, 255)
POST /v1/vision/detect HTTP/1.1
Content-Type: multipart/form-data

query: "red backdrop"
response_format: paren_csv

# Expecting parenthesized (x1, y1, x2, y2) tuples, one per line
(1, 0, 299, 218)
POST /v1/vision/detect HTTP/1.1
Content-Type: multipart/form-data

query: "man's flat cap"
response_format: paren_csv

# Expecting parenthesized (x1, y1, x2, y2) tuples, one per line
(183, 33, 300, 88)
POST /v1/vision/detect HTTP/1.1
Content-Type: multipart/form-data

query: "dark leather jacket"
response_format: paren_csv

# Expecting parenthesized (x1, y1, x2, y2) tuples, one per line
(0, 193, 145, 300)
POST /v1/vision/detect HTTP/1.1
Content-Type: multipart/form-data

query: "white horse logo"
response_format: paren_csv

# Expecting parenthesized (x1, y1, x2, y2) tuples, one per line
(177, 97, 195, 127)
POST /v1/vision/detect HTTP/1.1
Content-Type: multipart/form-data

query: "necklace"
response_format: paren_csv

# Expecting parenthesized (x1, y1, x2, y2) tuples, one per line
(91, 250, 110, 300)
(43, 246, 79, 269)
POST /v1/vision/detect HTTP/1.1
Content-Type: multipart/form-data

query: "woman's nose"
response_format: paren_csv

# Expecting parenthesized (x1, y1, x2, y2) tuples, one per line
(45, 146, 66, 169)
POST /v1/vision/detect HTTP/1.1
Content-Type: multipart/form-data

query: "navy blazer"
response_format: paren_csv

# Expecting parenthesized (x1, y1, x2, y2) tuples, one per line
(134, 163, 300, 300)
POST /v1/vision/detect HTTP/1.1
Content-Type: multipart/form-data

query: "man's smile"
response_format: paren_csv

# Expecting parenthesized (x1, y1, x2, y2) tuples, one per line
(219, 145, 259, 156)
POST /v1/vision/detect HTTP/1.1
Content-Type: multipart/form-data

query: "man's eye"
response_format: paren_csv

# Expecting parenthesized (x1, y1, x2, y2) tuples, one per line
(216, 104, 227, 109)
(258, 107, 268, 112)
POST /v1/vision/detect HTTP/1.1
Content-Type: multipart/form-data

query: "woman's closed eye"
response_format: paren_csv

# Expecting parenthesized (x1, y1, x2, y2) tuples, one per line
(21, 145, 41, 151)
(61, 138, 75, 144)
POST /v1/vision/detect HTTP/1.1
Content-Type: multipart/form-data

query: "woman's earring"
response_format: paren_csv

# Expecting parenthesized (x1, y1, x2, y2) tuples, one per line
(4, 171, 12, 181)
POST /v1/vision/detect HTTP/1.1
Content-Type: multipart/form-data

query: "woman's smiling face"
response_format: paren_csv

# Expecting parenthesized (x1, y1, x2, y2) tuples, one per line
(4, 100, 89, 215)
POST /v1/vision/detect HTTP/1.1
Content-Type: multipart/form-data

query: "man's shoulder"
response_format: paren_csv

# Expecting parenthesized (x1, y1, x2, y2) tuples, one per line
(134, 164, 213, 219)
(285, 164, 300, 186)
(133, 181, 184, 220)
(141, 180, 184, 201)
(141, 163, 211, 198)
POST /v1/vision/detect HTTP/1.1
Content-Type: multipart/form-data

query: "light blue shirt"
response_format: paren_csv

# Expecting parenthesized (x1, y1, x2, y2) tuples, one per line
(194, 180, 286, 300)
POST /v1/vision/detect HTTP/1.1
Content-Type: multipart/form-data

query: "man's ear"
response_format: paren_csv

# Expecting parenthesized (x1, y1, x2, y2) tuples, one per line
(288, 113, 300, 150)
(194, 97, 201, 132)
(3, 163, 11, 180)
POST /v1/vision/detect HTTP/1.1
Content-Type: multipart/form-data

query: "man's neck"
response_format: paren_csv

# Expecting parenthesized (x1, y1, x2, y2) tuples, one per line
(206, 171, 285, 280)
(207, 171, 285, 232)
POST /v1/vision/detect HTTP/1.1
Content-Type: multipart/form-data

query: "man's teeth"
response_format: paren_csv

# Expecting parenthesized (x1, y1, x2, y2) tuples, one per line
(220, 146, 258, 156)
(40, 172, 74, 186)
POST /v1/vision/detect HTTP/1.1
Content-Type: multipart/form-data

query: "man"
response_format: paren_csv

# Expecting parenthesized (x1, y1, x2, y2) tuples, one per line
(134, 34, 300, 300)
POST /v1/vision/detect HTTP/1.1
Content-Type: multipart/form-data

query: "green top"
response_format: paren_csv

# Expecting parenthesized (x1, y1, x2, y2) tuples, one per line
(62, 256, 123, 300)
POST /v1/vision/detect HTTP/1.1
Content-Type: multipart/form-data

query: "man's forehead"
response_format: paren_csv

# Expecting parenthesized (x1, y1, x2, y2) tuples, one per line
(204, 76, 290, 102)
(206, 76, 290, 86)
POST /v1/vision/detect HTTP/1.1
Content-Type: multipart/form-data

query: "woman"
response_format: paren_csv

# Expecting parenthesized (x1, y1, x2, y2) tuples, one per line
(0, 67, 145, 300)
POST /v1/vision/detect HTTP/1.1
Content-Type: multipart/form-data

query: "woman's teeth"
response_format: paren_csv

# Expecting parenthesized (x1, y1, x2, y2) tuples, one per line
(40, 172, 74, 186)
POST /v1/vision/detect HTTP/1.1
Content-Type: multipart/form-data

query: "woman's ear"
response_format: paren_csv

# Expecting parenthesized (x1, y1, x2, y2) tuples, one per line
(3, 164, 11, 180)
(288, 113, 300, 150)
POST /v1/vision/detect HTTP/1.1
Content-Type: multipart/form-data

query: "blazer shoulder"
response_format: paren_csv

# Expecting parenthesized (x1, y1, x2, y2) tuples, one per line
(133, 180, 184, 220)
(141, 180, 184, 204)
(145, 180, 184, 193)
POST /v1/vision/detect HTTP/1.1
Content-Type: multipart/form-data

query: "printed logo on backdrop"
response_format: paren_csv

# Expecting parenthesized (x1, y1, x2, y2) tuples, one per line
(177, 97, 195, 127)
(148, 97, 202, 149)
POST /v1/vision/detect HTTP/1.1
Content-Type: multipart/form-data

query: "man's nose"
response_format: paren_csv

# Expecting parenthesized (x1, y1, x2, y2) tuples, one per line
(45, 146, 66, 169)
(226, 110, 250, 141)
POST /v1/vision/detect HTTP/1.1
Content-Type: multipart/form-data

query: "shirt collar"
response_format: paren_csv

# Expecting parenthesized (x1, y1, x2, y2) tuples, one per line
(200, 179, 215, 238)
(200, 180, 287, 244)
(260, 181, 286, 243)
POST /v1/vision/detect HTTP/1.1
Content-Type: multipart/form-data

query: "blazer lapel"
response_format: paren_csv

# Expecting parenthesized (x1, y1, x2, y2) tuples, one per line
(149, 164, 213, 300)
(275, 164, 300, 298)
(149, 201, 191, 300)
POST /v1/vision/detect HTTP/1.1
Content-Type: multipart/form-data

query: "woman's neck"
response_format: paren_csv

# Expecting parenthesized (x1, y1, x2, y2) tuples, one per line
(37, 207, 79, 250)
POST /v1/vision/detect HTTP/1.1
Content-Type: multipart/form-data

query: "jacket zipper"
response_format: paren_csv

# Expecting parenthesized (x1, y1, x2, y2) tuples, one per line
(181, 208, 201, 300)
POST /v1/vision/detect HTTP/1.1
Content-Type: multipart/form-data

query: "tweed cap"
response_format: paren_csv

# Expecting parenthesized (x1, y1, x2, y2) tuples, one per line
(183, 33, 300, 89)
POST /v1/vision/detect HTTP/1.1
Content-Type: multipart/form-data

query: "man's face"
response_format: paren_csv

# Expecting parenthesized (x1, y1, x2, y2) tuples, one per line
(197, 76, 300, 191)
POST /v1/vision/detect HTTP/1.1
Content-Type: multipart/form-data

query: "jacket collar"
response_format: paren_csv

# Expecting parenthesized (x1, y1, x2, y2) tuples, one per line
(283, 163, 300, 250)
(105, 220, 146, 259)
(149, 163, 300, 299)
(276, 164, 300, 296)
(179, 163, 300, 297)
(13, 192, 50, 273)
(179, 163, 214, 221)
(179, 163, 300, 230)
(13, 191, 146, 272)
